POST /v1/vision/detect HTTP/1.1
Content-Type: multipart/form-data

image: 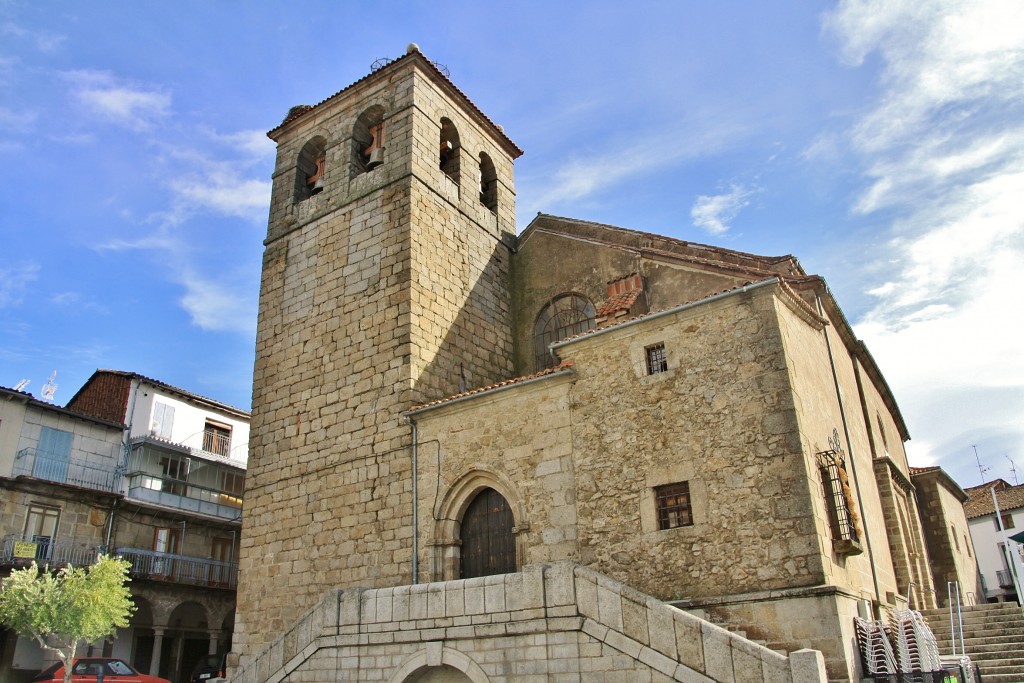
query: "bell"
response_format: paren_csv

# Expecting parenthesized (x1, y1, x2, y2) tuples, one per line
(367, 147, 384, 169)
(312, 176, 325, 192)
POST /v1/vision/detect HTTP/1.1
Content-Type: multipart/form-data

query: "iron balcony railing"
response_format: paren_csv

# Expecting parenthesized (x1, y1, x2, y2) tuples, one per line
(115, 547, 238, 589)
(124, 472, 242, 521)
(12, 448, 119, 493)
(0, 533, 102, 567)
(202, 429, 231, 457)
(996, 569, 1014, 588)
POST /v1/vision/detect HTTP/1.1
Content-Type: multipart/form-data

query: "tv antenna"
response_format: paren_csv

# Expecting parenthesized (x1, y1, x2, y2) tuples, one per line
(40, 371, 58, 402)
(13, 379, 30, 391)
(973, 445, 990, 484)
(1008, 456, 1020, 486)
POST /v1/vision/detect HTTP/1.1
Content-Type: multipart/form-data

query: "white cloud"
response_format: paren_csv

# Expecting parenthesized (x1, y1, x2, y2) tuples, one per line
(0, 105, 37, 134)
(63, 70, 171, 131)
(0, 263, 40, 308)
(825, 0, 1024, 483)
(690, 184, 756, 235)
(179, 272, 257, 336)
(168, 166, 271, 222)
(2, 22, 66, 53)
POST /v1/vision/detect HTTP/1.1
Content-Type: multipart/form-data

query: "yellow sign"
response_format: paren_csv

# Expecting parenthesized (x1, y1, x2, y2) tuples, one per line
(13, 541, 37, 559)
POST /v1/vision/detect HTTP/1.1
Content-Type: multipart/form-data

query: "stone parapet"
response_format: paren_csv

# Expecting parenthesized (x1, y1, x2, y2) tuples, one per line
(231, 562, 826, 683)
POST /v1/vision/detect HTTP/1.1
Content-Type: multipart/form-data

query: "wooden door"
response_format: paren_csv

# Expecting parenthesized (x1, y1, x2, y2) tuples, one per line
(459, 487, 515, 579)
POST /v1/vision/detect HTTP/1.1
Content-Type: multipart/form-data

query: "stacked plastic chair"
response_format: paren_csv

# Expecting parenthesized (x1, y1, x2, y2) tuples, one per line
(855, 616, 898, 679)
(890, 610, 943, 678)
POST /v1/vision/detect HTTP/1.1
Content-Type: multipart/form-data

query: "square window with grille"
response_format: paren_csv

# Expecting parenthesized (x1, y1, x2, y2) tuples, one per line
(655, 481, 693, 530)
(646, 343, 668, 375)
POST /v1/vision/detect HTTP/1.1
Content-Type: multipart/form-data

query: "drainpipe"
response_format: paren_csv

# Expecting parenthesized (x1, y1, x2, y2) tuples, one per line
(816, 293, 883, 615)
(104, 498, 118, 553)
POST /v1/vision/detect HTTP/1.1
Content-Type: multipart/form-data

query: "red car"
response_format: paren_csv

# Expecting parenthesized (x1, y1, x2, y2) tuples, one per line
(31, 658, 171, 683)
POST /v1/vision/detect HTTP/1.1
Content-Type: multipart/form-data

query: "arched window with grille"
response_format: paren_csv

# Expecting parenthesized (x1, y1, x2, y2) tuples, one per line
(459, 487, 516, 579)
(533, 293, 596, 369)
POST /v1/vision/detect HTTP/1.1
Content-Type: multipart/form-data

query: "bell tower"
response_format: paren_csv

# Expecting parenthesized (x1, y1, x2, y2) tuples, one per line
(235, 45, 522, 661)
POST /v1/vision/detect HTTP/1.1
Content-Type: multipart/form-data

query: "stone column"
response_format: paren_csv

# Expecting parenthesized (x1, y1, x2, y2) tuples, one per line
(150, 628, 164, 677)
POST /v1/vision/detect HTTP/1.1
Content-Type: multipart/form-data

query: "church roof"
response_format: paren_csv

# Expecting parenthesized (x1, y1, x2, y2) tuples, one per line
(404, 361, 575, 417)
(267, 46, 522, 158)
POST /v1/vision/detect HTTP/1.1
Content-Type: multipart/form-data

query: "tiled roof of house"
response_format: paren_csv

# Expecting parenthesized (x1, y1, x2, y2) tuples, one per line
(0, 384, 125, 430)
(66, 369, 250, 421)
(267, 47, 522, 157)
(964, 481, 1024, 519)
(405, 361, 574, 415)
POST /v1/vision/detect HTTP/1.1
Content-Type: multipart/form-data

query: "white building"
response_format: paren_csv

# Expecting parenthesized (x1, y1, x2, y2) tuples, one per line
(0, 370, 249, 683)
(963, 480, 1024, 603)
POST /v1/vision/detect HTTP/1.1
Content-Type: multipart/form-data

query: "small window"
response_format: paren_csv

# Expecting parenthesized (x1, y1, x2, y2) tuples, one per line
(160, 455, 188, 495)
(996, 513, 1015, 530)
(951, 526, 960, 551)
(203, 421, 232, 456)
(965, 534, 971, 557)
(655, 482, 693, 530)
(151, 402, 175, 439)
(646, 343, 668, 374)
(23, 504, 60, 561)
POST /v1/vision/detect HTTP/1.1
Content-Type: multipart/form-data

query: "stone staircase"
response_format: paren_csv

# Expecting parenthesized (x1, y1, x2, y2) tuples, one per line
(920, 602, 1024, 683)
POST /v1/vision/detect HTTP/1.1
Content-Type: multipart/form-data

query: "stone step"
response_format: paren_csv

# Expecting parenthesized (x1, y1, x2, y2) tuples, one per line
(926, 613, 1024, 629)
(939, 639, 1024, 655)
(932, 626, 1024, 642)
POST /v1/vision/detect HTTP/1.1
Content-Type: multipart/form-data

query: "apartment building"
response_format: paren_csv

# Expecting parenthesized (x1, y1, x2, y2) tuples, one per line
(0, 371, 249, 683)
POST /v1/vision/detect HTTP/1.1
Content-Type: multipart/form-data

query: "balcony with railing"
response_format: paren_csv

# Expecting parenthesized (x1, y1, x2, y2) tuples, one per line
(124, 472, 242, 521)
(115, 547, 238, 589)
(0, 533, 102, 568)
(12, 448, 119, 493)
(996, 569, 1015, 588)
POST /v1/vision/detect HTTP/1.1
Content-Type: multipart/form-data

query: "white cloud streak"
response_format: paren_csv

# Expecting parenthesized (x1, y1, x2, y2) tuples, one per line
(179, 271, 257, 336)
(825, 0, 1024, 480)
(690, 184, 756, 235)
(63, 70, 171, 131)
(0, 263, 40, 309)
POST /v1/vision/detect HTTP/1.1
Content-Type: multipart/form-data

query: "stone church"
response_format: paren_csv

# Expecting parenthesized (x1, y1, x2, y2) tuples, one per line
(231, 46, 937, 683)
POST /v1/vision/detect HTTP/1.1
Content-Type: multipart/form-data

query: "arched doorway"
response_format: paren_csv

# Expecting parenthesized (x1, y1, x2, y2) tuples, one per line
(460, 487, 515, 579)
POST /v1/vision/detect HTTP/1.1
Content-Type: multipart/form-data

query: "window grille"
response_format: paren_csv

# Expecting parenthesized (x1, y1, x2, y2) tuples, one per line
(646, 343, 668, 374)
(533, 293, 596, 369)
(817, 448, 862, 554)
(655, 481, 693, 530)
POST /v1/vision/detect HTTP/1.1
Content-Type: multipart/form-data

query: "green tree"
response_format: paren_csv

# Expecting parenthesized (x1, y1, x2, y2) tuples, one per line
(0, 555, 135, 683)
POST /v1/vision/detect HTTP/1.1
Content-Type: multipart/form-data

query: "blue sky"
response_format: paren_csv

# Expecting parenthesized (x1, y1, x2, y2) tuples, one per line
(1, 1, 1021, 490)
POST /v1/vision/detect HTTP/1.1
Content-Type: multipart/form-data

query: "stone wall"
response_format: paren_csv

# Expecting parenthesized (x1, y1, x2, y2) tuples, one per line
(231, 563, 827, 683)
(911, 469, 980, 605)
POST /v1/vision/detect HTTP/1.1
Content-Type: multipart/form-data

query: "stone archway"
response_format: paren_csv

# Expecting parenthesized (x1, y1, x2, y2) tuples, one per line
(387, 645, 490, 683)
(430, 468, 527, 581)
(404, 665, 473, 682)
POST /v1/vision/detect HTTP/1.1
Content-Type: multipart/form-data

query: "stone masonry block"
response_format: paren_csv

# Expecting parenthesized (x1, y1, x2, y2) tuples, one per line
(646, 599, 678, 660)
(603, 628, 643, 659)
(673, 610, 705, 673)
(484, 575, 507, 612)
(463, 577, 486, 615)
(621, 594, 650, 647)
(789, 649, 828, 683)
(597, 583, 624, 632)
(701, 621, 735, 683)
(638, 645, 682, 679)
(340, 588, 363, 628)
(543, 562, 576, 608)
(731, 638, 764, 683)
(576, 574, 599, 620)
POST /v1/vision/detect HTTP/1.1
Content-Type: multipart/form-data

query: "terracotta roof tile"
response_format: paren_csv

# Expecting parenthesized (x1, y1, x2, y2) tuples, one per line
(597, 290, 641, 316)
(407, 361, 574, 414)
(964, 482, 1024, 519)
